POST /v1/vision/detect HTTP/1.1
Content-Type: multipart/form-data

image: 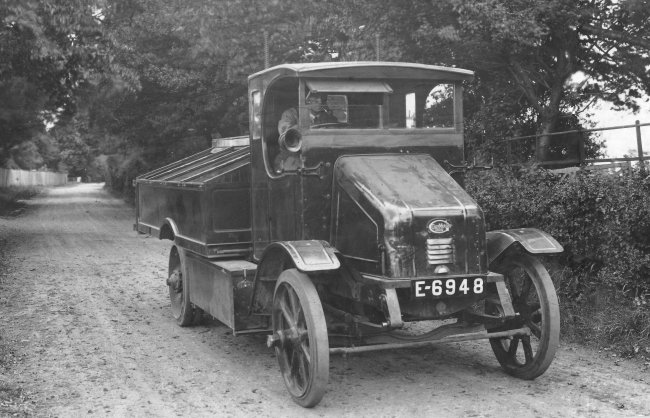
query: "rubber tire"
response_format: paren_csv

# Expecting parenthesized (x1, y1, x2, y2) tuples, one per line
(489, 253, 560, 379)
(168, 245, 199, 326)
(272, 269, 329, 408)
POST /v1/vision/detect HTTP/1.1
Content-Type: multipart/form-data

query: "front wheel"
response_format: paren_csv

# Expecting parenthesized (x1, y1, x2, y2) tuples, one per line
(272, 269, 329, 408)
(489, 253, 560, 379)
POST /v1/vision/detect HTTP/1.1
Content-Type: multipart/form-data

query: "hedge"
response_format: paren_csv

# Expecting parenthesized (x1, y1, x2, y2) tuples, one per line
(466, 166, 650, 301)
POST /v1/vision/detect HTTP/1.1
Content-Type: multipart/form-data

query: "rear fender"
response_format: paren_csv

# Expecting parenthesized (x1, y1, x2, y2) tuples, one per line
(159, 218, 179, 241)
(486, 228, 563, 265)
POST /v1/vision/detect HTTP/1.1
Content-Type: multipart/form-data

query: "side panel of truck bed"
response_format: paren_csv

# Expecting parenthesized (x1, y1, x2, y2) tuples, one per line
(135, 143, 254, 259)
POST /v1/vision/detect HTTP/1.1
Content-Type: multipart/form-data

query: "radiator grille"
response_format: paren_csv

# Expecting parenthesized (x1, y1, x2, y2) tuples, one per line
(426, 237, 454, 265)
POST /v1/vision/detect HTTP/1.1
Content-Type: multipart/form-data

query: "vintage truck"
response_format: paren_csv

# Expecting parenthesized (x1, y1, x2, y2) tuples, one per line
(135, 62, 563, 408)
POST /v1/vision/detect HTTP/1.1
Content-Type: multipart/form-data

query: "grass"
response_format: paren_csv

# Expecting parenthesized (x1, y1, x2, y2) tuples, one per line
(545, 260, 650, 359)
(558, 284, 650, 358)
(0, 187, 39, 216)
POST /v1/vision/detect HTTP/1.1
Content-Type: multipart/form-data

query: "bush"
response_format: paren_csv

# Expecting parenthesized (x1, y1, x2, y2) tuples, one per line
(102, 152, 149, 199)
(466, 167, 650, 353)
(467, 167, 650, 295)
(0, 187, 39, 216)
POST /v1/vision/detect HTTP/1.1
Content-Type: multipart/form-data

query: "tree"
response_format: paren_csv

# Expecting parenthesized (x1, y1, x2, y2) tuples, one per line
(446, 0, 650, 160)
(77, 0, 649, 193)
(0, 0, 112, 170)
(91, 0, 334, 194)
(311, 0, 649, 162)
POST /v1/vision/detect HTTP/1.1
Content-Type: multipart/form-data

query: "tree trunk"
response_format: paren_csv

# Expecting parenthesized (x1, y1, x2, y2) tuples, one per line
(536, 111, 560, 162)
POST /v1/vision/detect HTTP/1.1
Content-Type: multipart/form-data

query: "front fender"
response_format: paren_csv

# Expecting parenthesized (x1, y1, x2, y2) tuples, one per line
(486, 228, 563, 265)
(250, 241, 341, 315)
(260, 240, 341, 273)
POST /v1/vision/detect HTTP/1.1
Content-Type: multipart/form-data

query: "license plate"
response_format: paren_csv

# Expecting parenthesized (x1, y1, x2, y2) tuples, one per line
(412, 277, 485, 299)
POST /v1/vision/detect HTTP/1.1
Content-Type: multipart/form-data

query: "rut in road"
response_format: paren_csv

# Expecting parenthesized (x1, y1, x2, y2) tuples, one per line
(0, 183, 649, 417)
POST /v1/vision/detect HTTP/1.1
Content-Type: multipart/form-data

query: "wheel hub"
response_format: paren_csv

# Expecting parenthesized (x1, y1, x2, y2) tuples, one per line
(267, 327, 304, 349)
(166, 270, 182, 292)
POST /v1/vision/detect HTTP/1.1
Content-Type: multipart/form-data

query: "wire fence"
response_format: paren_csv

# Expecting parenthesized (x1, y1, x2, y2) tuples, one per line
(0, 168, 68, 187)
(494, 120, 650, 172)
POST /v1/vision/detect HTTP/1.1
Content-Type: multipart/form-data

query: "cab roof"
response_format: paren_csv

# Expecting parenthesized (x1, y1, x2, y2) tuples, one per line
(248, 61, 474, 82)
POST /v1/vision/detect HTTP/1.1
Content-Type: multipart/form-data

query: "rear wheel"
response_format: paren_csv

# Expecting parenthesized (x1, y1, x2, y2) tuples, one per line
(489, 253, 560, 379)
(167, 245, 199, 326)
(272, 269, 329, 408)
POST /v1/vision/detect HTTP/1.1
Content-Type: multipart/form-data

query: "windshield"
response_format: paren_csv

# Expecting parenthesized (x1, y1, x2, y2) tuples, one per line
(303, 80, 456, 130)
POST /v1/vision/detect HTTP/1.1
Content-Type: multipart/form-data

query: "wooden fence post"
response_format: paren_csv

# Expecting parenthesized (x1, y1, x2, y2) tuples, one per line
(578, 128, 586, 166)
(636, 120, 645, 174)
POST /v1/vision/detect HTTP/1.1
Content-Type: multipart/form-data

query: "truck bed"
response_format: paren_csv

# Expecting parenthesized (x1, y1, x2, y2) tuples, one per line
(135, 137, 253, 259)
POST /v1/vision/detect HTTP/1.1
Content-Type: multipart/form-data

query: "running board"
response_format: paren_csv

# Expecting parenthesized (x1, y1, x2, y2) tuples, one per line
(329, 327, 530, 355)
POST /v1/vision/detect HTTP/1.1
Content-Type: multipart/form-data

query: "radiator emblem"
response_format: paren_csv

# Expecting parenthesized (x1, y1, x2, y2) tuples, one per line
(427, 219, 451, 234)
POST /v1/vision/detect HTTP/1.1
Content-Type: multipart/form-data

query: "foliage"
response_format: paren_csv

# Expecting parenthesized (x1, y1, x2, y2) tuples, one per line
(3, 0, 645, 183)
(466, 166, 650, 352)
(0, 186, 39, 216)
(0, 0, 113, 171)
(467, 166, 650, 296)
(89, 0, 345, 196)
(318, 0, 649, 161)
(557, 284, 650, 354)
(452, 0, 649, 160)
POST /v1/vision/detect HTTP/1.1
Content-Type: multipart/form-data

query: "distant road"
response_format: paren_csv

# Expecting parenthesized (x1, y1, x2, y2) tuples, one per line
(0, 183, 648, 417)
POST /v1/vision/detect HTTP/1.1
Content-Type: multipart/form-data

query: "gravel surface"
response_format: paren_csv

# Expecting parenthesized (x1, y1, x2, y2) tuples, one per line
(0, 183, 649, 417)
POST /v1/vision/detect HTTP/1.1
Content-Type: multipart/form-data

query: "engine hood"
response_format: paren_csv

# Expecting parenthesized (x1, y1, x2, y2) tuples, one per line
(333, 154, 486, 278)
(334, 154, 480, 225)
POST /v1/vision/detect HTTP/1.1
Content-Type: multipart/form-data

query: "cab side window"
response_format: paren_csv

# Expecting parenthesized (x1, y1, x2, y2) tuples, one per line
(391, 82, 456, 129)
(422, 84, 455, 128)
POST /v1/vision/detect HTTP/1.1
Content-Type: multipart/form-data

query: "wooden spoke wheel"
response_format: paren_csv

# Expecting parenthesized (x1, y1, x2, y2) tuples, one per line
(167, 245, 199, 326)
(489, 253, 560, 379)
(272, 269, 329, 408)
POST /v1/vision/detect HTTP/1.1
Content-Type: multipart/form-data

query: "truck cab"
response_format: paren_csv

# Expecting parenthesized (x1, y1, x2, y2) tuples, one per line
(248, 62, 483, 280)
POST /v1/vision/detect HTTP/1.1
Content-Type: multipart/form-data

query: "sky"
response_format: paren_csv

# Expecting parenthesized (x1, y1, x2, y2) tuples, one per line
(587, 100, 650, 159)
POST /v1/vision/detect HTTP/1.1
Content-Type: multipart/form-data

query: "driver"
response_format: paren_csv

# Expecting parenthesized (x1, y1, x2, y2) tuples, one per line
(309, 94, 338, 126)
(277, 93, 338, 135)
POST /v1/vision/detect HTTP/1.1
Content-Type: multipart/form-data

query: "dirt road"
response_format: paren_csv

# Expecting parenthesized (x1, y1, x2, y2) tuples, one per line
(0, 183, 649, 417)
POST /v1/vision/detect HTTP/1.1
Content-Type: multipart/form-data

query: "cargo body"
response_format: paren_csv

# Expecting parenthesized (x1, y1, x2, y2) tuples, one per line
(135, 138, 252, 258)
